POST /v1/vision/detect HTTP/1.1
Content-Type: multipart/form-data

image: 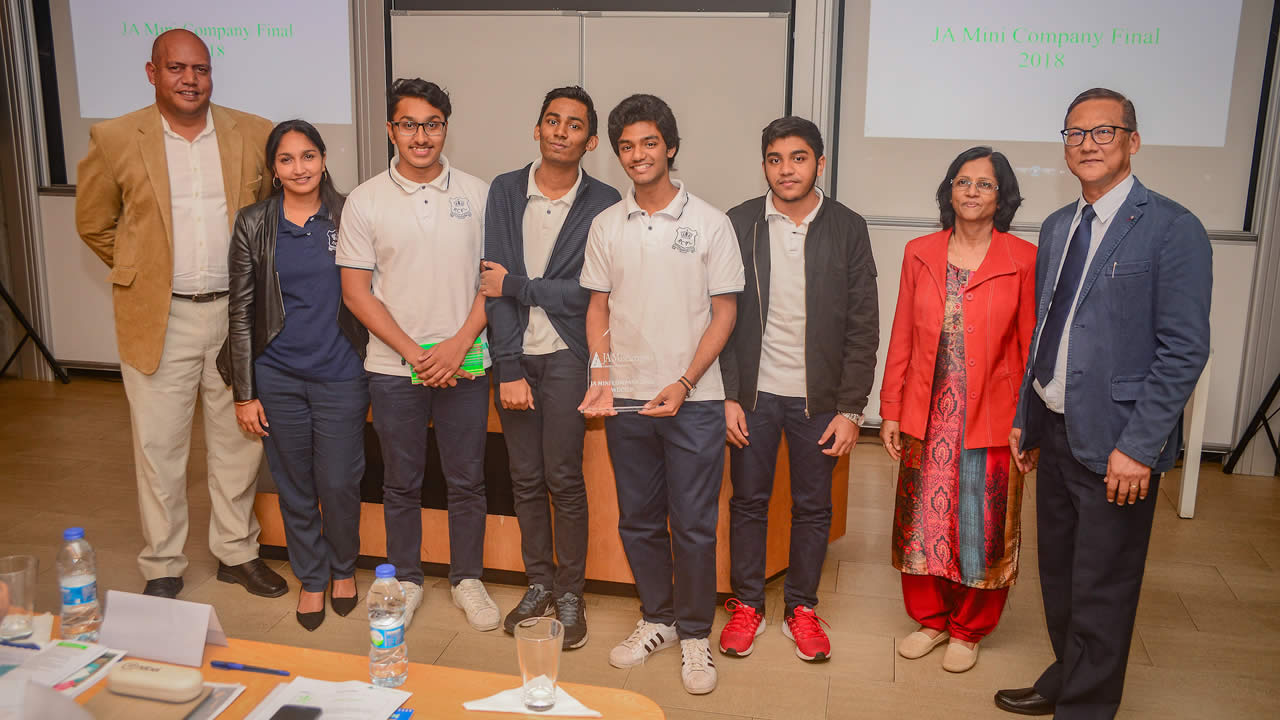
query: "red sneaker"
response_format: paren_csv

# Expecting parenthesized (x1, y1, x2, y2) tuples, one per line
(782, 606, 831, 662)
(718, 598, 766, 657)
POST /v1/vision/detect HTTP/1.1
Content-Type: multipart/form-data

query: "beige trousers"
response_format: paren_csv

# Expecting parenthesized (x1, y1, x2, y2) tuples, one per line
(120, 296, 263, 580)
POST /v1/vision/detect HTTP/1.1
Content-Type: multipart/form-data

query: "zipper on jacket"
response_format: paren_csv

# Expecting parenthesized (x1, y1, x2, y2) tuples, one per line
(275, 271, 285, 323)
(752, 222, 764, 412)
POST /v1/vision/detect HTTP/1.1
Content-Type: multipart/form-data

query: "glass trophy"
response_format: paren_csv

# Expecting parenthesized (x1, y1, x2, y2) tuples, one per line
(580, 310, 669, 415)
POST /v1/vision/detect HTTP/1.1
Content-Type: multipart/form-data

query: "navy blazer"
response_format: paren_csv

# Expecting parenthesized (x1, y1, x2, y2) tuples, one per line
(1013, 177, 1212, 475)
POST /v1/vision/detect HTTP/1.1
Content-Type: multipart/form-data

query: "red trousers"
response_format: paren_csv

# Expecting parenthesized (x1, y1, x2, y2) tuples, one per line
(901, 573, 1009, 643)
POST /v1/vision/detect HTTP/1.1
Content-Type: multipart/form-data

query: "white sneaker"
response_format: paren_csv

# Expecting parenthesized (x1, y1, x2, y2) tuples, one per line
(608, 619, 677, 668)
(402, 582, 424, 629)
(451, 579, 500, 631)
(680, 638, 717, 695)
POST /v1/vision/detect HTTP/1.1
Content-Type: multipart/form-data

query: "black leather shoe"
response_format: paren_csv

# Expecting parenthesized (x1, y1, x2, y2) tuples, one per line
(994, 687, 1055, 715)
(217, 559, 288, 598)
(142, 577, 183, 598)
(331, 589, 359, 617)
(296, 606, 325, 631)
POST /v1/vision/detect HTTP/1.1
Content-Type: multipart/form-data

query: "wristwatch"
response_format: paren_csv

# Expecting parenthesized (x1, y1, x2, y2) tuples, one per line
(840, 412, 864, 427)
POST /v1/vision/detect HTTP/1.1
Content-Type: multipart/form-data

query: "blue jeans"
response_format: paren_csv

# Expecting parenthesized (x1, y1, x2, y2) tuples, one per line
(368, 373, 489, 585)
(728, 392, 836, 612)
(255, 363, 368, 592)
(605, 400, 725, 640)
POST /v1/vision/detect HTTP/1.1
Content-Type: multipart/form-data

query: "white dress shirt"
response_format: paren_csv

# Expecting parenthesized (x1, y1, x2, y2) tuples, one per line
(521, 158, 580, 356)
(758, 189, 823, 398)
(162, 111, 231, 294)
(1033, 172, 1135, 412)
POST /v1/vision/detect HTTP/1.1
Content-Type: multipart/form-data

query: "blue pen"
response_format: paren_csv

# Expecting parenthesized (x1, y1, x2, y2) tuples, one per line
(210, 660, 290, 676)
(0, 640, 40, 650)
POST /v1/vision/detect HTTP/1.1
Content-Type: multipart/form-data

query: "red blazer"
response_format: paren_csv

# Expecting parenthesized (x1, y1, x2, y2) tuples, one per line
(880, 228, 1037, 449)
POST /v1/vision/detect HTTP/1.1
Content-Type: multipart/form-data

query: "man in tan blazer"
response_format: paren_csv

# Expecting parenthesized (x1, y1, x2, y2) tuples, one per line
(75, 29, 285, 599)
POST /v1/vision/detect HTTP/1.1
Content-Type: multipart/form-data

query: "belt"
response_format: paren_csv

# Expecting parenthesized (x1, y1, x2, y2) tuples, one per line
(172, 291, 229, 303)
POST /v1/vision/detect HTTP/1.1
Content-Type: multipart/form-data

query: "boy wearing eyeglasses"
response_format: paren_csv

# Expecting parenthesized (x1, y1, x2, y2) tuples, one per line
(337, 78, 499, 633)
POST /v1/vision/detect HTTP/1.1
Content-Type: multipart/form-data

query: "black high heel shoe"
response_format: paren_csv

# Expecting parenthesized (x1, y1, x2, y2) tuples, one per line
(296, 604, 325, 631)
(331, 579, 359, 617)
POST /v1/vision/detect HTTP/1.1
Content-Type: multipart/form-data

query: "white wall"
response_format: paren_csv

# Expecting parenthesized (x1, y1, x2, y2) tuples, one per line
(39, 193, 118, 366)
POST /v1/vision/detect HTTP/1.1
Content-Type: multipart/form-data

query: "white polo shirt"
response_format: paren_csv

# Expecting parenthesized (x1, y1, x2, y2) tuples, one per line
(162, 111, 231, 294)
(522, 158, 580, 356)
(336, 156, 490, 377)
(579, 180, 745, 402)
(758, 189, 823, 398)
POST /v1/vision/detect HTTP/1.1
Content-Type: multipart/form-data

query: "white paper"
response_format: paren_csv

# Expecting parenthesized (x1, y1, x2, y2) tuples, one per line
(13, 641, 103, 686)
(28, 614, 53, 645)
(0, 644, 41, 678)
(49, 647, 125, 697)
(244, 677, 411, 720)
(462, 685, 602, 718)
(98, 590, 226, 667)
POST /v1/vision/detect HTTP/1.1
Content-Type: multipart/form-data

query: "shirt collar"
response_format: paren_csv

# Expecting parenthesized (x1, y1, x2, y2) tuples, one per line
(1078, 172, 1134, 226)
(160, 109, 216, 142)
(278, 203, 330, 234)
(764, 187, 824, 227)
(624, 179, 690, 220)
(526, 157, 583, 205)
(388, 154, 452, 194)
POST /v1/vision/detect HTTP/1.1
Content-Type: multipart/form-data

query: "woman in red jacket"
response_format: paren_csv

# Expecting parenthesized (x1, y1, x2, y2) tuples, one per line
(879, 146, 1036, 673)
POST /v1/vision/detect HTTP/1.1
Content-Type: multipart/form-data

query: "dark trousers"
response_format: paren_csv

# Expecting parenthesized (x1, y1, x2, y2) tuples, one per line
(495, 350, 588, 596)
(1033, 408, 1158, 720)
(255, 363, 368, 592)
(728, 392, 836, 612)
(606, 400, 725, 640)
(369, 373, 489, 586)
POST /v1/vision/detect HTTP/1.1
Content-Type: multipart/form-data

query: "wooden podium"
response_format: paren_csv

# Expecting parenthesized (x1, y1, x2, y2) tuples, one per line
(254, 390, 849, 593)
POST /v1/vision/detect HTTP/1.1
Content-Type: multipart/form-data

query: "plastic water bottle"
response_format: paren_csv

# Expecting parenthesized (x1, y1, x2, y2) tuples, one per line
(368, 564, 408, 687)
(57, 527, 102, 641)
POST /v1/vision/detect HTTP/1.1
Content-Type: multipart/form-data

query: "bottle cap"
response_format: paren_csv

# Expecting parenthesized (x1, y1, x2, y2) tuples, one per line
(63, 527, 85, 541)
(375, 564, 396, 579)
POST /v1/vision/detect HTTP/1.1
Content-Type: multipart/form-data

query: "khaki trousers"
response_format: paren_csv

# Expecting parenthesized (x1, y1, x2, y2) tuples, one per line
(120, 296, 263, 580)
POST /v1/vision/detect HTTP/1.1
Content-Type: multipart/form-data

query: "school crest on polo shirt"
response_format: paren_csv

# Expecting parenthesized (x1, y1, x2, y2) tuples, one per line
(449, 196, 473, 220)
(327, 228, 338, 252)
(672, 227, 698, 254)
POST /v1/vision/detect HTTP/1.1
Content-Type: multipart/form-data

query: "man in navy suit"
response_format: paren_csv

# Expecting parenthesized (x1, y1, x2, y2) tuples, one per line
(995, 88, 1211, 718)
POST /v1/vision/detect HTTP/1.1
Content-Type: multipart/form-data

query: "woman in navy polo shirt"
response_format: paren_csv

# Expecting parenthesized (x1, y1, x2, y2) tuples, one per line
(218, 120, 369, 631)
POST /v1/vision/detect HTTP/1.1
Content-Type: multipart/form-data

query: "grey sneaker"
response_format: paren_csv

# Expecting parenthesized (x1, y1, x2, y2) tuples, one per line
(555, 592, 588, 649)
(401, 582, 424, 629)
(609, 619, 677, 668)
(680, 638, 718, 694)
(451, 579, 500, 631)
(503, 584, 553, 634)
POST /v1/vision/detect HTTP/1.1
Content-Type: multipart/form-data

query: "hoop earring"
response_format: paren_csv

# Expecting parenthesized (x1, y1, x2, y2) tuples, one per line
(321, 169, 329, 181)
(272, 176, 281, 189)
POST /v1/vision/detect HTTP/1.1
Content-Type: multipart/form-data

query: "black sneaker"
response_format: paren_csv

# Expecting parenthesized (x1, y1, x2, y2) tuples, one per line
(556, 592, 589, 649)
(504, 583, 553, 634)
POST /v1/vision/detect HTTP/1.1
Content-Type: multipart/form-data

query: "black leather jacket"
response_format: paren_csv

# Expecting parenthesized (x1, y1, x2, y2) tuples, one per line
(216, 194, 368, 402)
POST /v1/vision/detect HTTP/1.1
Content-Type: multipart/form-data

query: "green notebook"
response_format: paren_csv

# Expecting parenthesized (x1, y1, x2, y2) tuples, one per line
(409, 339, 487, 384)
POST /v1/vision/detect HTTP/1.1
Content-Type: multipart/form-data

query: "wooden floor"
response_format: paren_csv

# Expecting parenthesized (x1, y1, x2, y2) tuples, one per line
(1, 377, 1278, 719)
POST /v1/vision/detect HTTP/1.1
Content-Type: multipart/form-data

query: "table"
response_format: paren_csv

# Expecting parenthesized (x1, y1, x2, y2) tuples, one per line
(76, 638, 664, 719)
(254, 387, 851, 591)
